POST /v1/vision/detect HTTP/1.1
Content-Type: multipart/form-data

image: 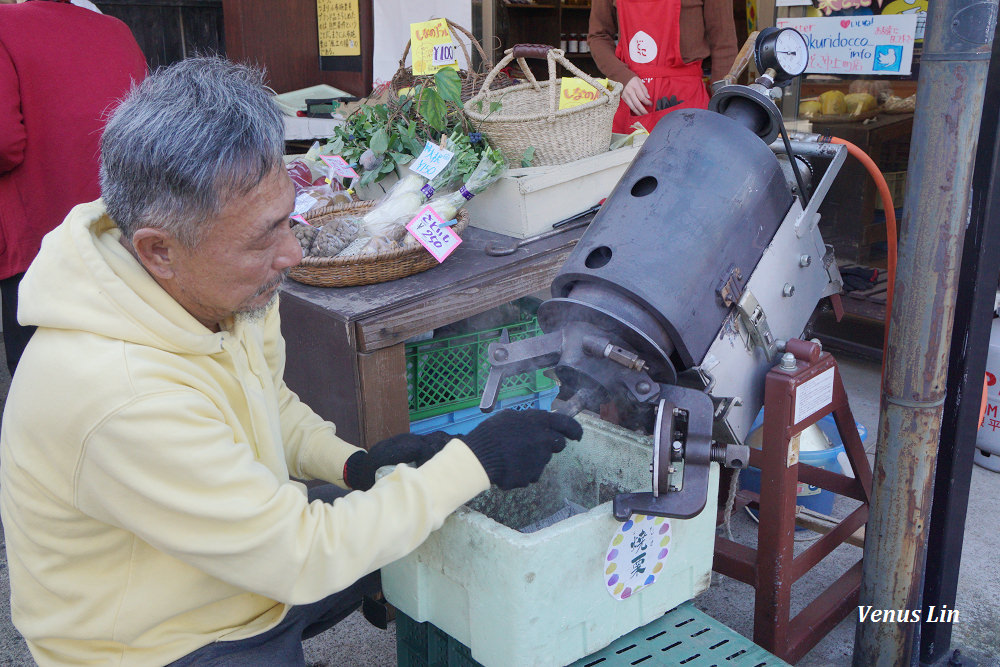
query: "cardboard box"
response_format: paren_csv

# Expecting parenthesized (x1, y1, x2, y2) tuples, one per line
(464, 143, 643, 238)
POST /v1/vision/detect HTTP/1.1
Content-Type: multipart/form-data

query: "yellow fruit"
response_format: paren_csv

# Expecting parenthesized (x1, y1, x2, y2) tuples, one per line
(819, 90, 847, 115)
(844, 92, 877, 114)
(799, 100, 822, 116)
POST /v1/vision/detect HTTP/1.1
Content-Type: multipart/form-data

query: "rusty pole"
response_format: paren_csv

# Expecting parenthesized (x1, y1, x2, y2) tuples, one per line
(852, 1, 997, 665)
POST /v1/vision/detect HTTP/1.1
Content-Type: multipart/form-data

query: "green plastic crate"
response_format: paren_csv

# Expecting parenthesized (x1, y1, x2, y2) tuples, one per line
(395, 603, 790, 667)
(405, 314, 554, 421)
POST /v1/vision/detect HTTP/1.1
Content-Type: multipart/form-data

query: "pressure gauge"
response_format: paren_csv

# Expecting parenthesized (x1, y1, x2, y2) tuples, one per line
(755, 27, 809, 85)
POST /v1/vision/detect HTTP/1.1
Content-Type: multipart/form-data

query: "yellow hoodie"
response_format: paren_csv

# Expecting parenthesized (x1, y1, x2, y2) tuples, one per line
(0, 201, 490, 666)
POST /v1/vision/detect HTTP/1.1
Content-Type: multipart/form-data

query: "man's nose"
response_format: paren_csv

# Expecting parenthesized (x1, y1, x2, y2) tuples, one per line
(275, 225, 303, 270)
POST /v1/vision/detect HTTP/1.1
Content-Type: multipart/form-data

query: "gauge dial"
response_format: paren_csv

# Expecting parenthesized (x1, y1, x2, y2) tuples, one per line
(755, 27, 810, 84)
(773, 28, 809, 77)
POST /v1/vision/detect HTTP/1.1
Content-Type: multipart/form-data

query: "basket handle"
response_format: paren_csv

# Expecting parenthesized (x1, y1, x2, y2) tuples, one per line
(397, 19, 490, 74)
(471, 45, 616, 122)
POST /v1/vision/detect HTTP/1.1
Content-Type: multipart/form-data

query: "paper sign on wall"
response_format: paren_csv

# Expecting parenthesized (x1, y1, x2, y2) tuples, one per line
(559, 77, 612, 110)
(406, 205, 462, 262)
(776, 15, 918, 75)
(316, 0, 362, 57)
(410, 18, 458, 75)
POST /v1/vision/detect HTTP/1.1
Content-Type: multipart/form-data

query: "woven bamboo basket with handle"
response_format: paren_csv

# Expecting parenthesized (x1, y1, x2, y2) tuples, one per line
(289, 201, 470, 288)
(463, 44, 622, 167)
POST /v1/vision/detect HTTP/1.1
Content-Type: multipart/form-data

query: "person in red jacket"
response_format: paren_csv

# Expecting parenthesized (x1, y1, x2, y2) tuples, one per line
(588, 0, 737, 133)
(0, 0, 146, 373)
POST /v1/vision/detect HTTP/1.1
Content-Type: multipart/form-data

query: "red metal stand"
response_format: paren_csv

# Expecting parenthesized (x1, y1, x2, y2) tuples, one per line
(713, 339, 873, 664)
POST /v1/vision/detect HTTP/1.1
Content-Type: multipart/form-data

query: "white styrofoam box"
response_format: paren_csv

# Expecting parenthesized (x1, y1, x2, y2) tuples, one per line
(975, 317, 1000, 471)
(382, 412, 719, 667)
(463, 143, 643, 238)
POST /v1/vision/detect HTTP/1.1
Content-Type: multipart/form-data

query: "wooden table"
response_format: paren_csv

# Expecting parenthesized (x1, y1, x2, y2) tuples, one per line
(279, 224, 586, 449)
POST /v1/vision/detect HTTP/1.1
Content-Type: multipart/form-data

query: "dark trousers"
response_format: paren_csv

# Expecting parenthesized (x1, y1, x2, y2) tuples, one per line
(166, 484, 381, 666)
(0, 272, 35, 375)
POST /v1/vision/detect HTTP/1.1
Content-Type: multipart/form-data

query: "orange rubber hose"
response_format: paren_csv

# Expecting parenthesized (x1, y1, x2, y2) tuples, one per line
(828, 138, 897, 387)
(828, 136, 990, 425)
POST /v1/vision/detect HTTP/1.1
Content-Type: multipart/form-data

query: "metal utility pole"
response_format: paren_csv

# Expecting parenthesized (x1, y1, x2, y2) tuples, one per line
(920, 18, 1000, 665)
(853, 0, 997, 665)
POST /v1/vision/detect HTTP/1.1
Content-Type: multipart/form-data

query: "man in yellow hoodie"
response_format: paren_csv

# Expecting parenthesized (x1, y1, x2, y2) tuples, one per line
(0, 57, 582, 666)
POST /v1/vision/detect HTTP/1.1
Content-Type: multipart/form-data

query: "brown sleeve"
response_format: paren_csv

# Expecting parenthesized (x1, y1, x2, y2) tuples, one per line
(587, 0, 636, 85)
(703, 0, 738, 82)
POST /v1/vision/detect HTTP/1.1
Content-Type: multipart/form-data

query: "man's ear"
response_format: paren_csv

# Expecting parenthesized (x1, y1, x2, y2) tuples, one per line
(130, 228, 178, 280)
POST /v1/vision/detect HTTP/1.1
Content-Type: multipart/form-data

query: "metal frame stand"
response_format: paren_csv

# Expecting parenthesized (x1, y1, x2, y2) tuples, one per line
(713, 339, 874, 663)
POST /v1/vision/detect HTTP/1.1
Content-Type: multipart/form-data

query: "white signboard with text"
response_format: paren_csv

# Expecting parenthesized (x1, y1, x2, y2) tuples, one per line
(776, 15, 918, 75)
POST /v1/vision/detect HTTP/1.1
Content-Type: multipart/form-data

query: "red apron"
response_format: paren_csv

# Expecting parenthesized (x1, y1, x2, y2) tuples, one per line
(612, 0, 711, 133)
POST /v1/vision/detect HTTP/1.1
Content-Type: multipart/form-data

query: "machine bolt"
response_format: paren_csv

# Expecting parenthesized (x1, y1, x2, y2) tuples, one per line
(493, 348, 508, 361)
(667, 466, 677, 474)
(780, 352, 797, 370)
(670, 485, 681, 492)
(799, 254, 812, 267)
(810, 337, 823, 351)
(672, 440, 683, 453)
(673, 408, 684, 417)
(636, 381, 652, 394)
(782, 283, 795, 297)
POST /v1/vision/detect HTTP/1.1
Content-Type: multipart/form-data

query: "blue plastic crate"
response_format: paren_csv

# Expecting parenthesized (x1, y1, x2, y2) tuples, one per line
(410, 387, 559, 436)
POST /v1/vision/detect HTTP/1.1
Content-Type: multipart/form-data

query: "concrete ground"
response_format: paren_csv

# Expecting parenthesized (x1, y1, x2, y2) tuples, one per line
(0, 352, 997, 666)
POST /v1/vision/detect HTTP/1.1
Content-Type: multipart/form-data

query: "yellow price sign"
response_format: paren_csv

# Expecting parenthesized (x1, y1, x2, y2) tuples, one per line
(559, 77, 611, 110)
(410, 18, 459, 76)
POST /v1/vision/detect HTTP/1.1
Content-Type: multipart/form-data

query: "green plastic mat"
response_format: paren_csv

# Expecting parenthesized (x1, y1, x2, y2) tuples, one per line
(396, 603, 790, 667)
(405, 315, 554, 421)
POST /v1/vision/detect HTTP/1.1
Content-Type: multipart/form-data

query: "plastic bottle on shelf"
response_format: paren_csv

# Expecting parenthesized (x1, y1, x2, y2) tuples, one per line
(568, 34, 579, 53)
(560, 34, 568, 51)
(579, 36, 590, 53)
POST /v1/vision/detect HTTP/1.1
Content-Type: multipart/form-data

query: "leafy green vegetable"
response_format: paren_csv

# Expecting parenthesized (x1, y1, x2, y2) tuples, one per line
(435, 68, 463, 105)
(521, 146, 536, 168)
(418, 88, 448, 132)
(369, 128, 389, 155)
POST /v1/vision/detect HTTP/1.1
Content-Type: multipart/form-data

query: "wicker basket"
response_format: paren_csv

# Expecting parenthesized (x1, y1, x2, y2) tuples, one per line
(389, 19, 512, 102)
(289, 201, 470, 288)
(463, 44, 622, 168)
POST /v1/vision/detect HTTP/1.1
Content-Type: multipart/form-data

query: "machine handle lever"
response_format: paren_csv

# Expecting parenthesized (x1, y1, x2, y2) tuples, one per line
(714, 31, 759, 91)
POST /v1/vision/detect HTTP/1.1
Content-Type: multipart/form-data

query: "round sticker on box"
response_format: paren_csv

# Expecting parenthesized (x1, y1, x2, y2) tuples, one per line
(604, 514, 671, 600)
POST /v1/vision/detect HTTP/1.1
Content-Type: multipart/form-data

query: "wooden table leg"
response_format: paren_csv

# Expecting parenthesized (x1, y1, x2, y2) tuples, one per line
(357, 343, 411, 448)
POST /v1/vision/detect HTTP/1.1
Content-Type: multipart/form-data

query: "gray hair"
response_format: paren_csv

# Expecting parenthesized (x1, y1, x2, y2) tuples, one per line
(100, 57, 285, 246)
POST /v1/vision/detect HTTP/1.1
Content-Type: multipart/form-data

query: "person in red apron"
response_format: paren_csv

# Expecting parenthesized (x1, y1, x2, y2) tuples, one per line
(588, 0, 738, 133)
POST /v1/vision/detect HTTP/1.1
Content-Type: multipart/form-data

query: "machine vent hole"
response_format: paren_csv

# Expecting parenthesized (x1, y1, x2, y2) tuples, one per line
(631, 176, 658, 197)
(585, 246, 613, 269)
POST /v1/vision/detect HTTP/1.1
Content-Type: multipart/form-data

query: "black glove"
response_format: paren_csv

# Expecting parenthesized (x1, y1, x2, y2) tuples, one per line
(460, 409, 583, 490)
(344, 431, 453, 491)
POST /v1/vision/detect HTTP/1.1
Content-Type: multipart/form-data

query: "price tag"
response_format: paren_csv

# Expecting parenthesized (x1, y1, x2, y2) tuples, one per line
(409, 141, 454, 179)
(319, 154, 359, 179)
(410, 18, 458, 75)
(291, 214, 313, 227)
(559, 77, 611, 110)
(406, 205, 462, 263)
(432, 42, 457, 67)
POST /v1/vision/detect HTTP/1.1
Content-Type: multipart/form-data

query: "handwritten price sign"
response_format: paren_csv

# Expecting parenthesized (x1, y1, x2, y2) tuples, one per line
(559, 77, 611, 110)
(432, 43, 457, 67)
(406, 205, 462, 262)
(409, 141, 455, 179)
(319, 155, 359, 179)
(410, 18, 458, 75)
